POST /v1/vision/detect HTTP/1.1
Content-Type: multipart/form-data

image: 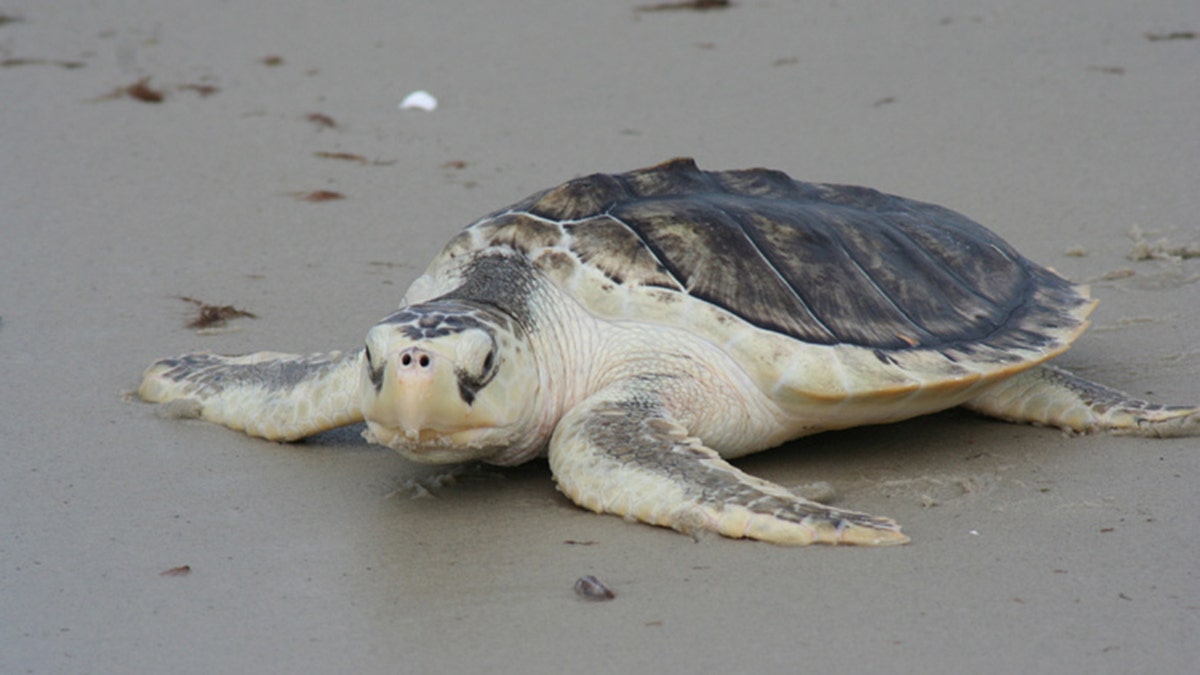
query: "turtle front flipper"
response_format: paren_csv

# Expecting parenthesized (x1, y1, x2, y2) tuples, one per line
(964, 365, 1200, 437)
(548, 385, 909, 546)
(138, 350, 365, 441)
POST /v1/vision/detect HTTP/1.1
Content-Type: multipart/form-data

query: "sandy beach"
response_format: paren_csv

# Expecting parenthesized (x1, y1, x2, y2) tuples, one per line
(3, 1, 1198, 672)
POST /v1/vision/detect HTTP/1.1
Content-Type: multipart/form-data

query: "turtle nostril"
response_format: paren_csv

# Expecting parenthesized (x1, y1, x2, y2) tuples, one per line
(398, 349, 433, 369)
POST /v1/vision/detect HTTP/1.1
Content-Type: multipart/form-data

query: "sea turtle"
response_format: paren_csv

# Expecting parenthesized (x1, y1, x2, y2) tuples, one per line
(138, 158, 1199, 546)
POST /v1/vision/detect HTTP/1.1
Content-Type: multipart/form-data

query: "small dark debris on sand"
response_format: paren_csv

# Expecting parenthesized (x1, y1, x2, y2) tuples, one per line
(95, 78, 220, 102)
(121, 77, 165, 103)
(179, 83, 219, 97)
(306, 112, 338, 129)
(1144, 31, 1196, 42)
(180, 296, 257, 329)
(1, 57, 86, 69)
(160, 565, 192, 577)
(292, 190, 345, 202)
(638, 0, 730, 11)
(94, 77, 165, 103)
(316, 151, 369, 164)
(314, 151, 395, 166)
(260, 54, 284, 66)
(574, 575, 616, 601)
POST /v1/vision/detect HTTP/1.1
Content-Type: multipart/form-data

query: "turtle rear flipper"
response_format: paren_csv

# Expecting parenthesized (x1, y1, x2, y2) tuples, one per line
(548, 383, 909, 546)
(963, 364, 1200, 437)
(138, 350, 365, 441)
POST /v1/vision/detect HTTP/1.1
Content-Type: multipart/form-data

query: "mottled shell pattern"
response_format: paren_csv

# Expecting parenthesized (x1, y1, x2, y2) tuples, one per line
(427, 158, 1094, 427)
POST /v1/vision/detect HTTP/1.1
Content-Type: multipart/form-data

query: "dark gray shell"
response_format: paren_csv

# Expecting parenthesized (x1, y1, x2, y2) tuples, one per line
(474, 158, 1089, 355)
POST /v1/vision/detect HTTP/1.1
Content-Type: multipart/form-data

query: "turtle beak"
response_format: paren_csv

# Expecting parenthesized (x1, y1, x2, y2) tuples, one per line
(376, 344, 462, 439)
(391, 343, 439, 432)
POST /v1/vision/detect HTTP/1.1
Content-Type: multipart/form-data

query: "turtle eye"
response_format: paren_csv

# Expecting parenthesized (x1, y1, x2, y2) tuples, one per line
(482, 349, 494, 374)
(363, 344, 373, 365)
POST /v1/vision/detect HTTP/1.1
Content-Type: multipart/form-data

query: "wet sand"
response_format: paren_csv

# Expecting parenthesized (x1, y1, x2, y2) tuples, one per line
(3, 1, 1198, 672)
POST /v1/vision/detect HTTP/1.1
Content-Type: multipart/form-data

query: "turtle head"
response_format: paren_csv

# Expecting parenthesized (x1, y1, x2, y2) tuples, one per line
(359, 300, 540, 464)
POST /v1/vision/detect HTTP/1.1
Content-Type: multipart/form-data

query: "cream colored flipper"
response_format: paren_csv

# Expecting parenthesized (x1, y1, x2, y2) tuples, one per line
(138, 350, 365, 441)
(548, 382, 909, 546)
(964, 364, 1200, 437)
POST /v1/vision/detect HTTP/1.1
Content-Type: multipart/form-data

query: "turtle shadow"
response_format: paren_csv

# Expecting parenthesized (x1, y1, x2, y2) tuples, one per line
(296, 408, 1024, 483)
(295, 409, 1048, 515)
(296, 423, 373, 449)
(733, 408, 1044, 508)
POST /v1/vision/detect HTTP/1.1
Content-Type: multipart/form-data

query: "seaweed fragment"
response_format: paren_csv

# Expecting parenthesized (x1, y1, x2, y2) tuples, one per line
(292, 190, 345, 202)
(305, 112, 338, 129)
(1, 57, 85, 69)
(1144, 31, 1196, 42)
(179, 296, 257, 329)
(124, 77, 165, 103)
(638, 0, 731, 11)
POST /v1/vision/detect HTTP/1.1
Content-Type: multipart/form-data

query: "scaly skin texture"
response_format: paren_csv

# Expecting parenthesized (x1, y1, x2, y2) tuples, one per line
(138, 350, 364, 440)
(533, 309, 910, 546)
(964, 365, 1200, 437)
(548, 384, 909, 546)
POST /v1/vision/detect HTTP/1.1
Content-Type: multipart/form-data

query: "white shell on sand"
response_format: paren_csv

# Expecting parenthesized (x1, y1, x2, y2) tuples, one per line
(399, 90, 438, 111)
